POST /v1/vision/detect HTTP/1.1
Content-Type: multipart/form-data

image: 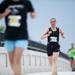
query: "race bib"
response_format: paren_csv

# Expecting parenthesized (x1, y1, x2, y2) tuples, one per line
(8, 15, 21, 27)
(50, 37, 57, 42)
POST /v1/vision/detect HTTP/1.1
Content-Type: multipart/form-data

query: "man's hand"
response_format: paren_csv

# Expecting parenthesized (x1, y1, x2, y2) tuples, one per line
(41, 35, 46, 40)
(62, 35, 65, 38)
(5, 8, 11, 16)
(0, 8, 11, 19)
(41, 31, 52, 40)
(30, 12, 36, 18)
(59, 29, 65, 38)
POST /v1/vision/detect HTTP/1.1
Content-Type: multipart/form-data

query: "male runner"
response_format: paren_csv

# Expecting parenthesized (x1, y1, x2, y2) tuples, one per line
(0, 0, 36, 75)
(41, 18, 65, 75)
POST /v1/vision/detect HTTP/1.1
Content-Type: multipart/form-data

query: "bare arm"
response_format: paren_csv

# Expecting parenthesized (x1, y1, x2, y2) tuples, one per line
(59, 29, 65, 38)
(0, 9, 11, 19)
(41, 29, 52, 39)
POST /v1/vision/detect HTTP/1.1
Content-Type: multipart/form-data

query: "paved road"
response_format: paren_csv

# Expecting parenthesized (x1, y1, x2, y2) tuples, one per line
(26, 72, 75, 75)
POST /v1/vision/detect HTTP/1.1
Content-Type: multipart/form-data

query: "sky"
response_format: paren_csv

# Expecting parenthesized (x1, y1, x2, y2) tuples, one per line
(0, 0, 75, 53)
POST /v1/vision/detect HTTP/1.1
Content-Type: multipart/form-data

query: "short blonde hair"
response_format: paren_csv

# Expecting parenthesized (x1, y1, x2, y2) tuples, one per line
(50, 18, 56, 22)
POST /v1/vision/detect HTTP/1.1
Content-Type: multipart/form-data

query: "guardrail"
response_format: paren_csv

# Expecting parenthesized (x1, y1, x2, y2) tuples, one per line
(0, 52, 8, 67)
(0, 47, 72, 74)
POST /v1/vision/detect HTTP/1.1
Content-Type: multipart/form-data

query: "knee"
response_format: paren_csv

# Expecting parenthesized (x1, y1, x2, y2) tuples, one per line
(13, 58, 21, 65)
(49, 60, 52, 65)
(52, 57, 57, 63)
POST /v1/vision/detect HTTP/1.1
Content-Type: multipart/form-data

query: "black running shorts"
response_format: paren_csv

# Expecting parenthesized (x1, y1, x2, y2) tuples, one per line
(47, 42, 60, 56)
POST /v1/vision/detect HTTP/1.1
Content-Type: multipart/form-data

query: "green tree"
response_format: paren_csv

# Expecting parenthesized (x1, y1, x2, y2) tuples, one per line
(0, 25, 4, 33)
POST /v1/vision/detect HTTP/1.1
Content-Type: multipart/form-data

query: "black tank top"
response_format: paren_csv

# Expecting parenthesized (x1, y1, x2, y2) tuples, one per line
(47, 27, 59, 43)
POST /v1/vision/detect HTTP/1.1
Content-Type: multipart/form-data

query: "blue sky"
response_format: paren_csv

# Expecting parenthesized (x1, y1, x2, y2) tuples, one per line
(0, 0, 75, 53)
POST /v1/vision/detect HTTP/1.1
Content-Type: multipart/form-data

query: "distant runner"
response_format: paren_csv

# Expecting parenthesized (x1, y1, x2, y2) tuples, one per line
(41, 18, 65, 75)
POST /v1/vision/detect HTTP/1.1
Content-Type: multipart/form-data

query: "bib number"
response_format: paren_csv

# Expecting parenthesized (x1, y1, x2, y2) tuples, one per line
(50, 37, 57, 42)
(8, 15, 21, 27)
